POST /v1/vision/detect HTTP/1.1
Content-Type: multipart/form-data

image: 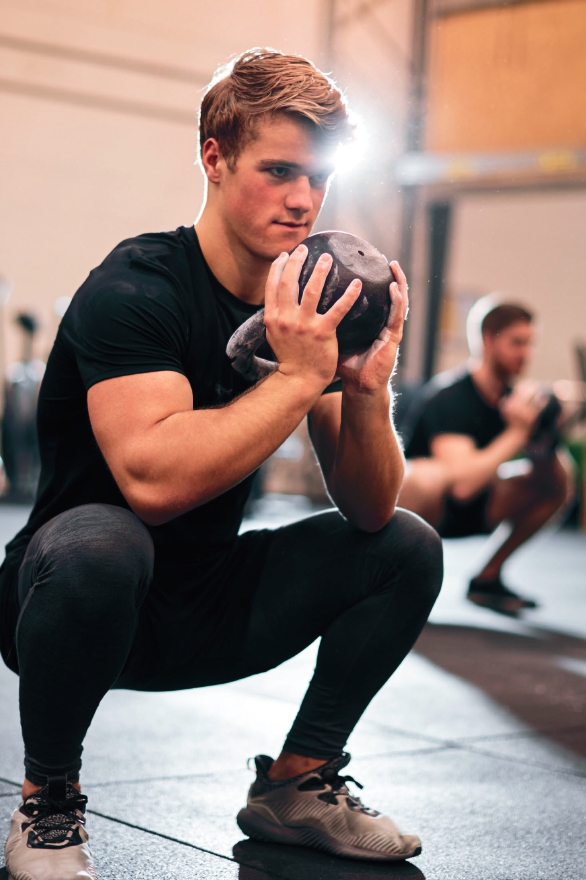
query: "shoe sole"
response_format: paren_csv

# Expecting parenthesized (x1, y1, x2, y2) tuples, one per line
(467, 592, 538, 612)
(467, 593, 525, 615)
(237, 807, 422, 862)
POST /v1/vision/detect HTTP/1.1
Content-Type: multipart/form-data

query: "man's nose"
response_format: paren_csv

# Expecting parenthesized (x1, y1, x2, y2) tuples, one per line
(284, 176, 313, 214)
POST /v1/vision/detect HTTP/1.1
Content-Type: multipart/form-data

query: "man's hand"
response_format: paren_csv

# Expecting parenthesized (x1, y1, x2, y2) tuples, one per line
(264, 245, 362, 390)
(336, 261, 409, 393)
(500, 380, 546, 438)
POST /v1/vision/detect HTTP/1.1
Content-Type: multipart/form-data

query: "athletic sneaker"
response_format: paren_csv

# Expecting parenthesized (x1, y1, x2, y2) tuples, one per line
(5, 777, 97, 880)
(237, 752, 422, 861)
(467, 575, 538, 614)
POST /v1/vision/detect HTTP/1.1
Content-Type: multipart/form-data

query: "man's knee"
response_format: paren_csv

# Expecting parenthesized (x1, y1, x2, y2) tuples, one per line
(373, 508, 444, 604)
(19, 504, 154, 609)
(531, 455, 574, 508)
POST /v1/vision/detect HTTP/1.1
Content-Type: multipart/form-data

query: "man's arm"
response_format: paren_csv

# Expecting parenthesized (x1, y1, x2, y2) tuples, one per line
(430, 383, 544, 501)
(309, 388, 403, 532)
(308, 261, 408, 533)
(88, 246, 361, 526)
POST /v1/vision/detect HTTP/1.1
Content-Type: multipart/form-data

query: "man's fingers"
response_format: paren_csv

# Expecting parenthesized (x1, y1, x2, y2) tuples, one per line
(277, 244, 308, 309)
(387, 261, 409, 330)
(322, 279, 362, 328)
(298, 253, 333, 313)
(264, 252, 289, 317)
(386, 284, 399, 329)
(390, 260, 407, 290)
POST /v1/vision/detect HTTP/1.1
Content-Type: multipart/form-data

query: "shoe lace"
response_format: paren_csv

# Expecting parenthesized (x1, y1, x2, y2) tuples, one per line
(321, 768, 378, 814)
(22, 791, 88, 846)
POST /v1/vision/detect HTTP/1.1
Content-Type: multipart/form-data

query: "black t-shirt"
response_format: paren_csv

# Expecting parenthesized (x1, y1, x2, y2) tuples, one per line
(0, 225, 341, 666)
(403, 366, 506, 459)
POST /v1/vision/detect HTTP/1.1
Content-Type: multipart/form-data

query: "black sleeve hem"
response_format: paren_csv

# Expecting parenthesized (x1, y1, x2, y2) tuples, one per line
(83, 364, 187, 392)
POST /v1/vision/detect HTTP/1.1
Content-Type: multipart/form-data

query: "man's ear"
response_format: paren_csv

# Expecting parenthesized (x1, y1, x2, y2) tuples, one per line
(201, 138, 224, 184)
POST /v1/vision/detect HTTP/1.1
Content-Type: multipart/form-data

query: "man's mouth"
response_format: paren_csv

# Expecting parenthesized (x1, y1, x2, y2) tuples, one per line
(274, 221, 307, 228)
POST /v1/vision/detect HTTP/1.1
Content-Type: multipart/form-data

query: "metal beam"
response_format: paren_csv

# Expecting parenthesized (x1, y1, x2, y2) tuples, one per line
(0, 32, 207, 85)
(323, 0, 338, 69)
(433, 0, 554, 17)
(0, 77, 195, 127)
(423, 201, 452, 381)
(335, 0, 395, 28)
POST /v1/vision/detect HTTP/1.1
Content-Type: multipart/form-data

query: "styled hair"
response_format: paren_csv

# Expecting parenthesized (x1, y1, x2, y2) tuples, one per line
(198, 48, 354, 167)
(481, 303, 533, 338)
(466, 294, 533, 356)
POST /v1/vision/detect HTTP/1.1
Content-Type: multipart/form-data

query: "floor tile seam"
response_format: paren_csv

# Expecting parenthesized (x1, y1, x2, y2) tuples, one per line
(0, 774, 301, 880)
(364, 716, 586, 752)
(0, 779, 18, 791)
(456, 723, 586, 745)
(225, 684, 570, 755)
(86, 810, 251, 870)
(455, 742, 586, 779)
(86, 771, 221, 788)
(347, 744, 457, 764)
(86, 809, 288, 880)
(84, 746, 450, 788)
(359, 718, 477, 748)
(354, 740, 586, 780)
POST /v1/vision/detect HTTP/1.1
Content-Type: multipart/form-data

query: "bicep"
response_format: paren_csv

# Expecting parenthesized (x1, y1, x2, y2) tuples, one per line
(308, 392, 342, 479)
(88, 370, 193, 487)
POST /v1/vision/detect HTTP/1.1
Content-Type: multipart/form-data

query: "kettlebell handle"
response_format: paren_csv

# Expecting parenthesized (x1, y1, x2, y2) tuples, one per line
(226, 309, 278, 383)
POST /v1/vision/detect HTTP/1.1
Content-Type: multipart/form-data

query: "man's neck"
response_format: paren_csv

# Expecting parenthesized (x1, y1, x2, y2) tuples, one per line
(470, 359, 508, 407)
(194, 212, 270, 306)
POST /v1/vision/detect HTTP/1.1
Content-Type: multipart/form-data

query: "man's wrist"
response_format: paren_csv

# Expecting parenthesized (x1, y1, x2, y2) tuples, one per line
(341, 380, 392, 404)
(503, 423, 531, 450)
(505, 423, 531, 441)
(273, 366, 329, 403)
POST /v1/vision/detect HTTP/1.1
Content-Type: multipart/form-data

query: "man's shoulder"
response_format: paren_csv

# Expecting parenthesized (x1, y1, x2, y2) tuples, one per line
(418, 364, 471, 409)
(72, 226, 199, 313)
(93, 225, 196, 282)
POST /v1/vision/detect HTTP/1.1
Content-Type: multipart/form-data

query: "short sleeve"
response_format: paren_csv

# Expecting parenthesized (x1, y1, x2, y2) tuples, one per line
(422, 390, 478, 440)
(66, 268, 188, 391)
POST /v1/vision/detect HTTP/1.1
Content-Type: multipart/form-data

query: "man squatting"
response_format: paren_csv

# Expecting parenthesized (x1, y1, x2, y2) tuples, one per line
(399, 298, 572, 614)
(1, 49, 443, 880)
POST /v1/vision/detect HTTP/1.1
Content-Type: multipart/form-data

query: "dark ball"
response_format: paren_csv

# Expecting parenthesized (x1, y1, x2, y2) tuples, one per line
(297, 231, 394, 353)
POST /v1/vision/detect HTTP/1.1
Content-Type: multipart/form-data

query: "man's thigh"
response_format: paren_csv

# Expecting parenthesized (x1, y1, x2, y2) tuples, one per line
(398, 458, 450, 527)
(485, 452, 571, 528)
(118, 508, 433, 692)
(239, 507, 438, 674)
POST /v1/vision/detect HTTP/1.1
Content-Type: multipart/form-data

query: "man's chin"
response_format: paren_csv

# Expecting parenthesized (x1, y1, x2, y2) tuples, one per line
(271, 224, 310, 251)
(250, 226, 311, 261)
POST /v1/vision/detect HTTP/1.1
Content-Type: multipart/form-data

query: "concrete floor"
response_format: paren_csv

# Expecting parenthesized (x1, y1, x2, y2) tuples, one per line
(1, 502, 585, 879)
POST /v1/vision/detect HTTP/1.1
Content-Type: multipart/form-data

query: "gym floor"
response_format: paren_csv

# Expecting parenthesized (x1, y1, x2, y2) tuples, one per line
(0, 503, 585, 880)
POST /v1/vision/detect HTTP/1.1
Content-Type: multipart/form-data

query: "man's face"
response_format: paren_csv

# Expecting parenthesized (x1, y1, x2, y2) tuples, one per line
(213, 115, 335, 261)
(484, 321, 534, 378)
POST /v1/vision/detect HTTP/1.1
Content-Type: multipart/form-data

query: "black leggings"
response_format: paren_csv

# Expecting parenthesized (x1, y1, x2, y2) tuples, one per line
(15, 504, 443, 786)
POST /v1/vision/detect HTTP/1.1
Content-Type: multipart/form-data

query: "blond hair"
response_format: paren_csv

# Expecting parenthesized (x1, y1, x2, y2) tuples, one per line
(199, 48, 354, 167)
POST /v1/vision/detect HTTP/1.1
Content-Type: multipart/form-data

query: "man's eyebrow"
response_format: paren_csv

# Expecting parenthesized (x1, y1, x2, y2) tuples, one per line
(257, 159, 335, 174)
(257, 160, 302, 169)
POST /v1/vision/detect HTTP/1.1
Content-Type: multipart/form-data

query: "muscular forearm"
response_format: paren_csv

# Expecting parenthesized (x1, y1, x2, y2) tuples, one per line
(327, 386, 404, 532)
(450, 426, 528, 501)
(122, 372, 324, 525)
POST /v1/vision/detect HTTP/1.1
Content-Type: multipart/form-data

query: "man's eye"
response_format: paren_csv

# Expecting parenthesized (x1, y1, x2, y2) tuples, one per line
(310, 173, 329, 187)
(269, 167, 289, 178)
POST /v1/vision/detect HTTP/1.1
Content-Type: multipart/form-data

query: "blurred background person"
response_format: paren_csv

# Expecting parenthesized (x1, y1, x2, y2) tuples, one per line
(1, 312, 44, 503)
(398, 296, 573, 614)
